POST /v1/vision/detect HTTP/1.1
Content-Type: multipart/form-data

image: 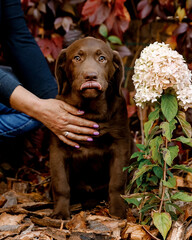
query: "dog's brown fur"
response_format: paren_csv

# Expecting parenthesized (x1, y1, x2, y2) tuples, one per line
(49, 37, 130, 219)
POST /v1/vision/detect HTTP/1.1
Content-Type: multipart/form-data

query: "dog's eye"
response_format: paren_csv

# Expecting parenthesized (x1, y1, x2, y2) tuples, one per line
(74, 56, 81, 61)
(99, 56, 106, 62)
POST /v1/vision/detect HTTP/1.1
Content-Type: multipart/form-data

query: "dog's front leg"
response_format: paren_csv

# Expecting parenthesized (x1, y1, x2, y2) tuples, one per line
(109, 148, 128, 219)
(49, 141, 70, 219)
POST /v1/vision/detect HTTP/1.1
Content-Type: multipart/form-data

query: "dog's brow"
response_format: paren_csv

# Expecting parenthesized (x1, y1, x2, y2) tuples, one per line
(96, 49, 103, 55)
(77, 50, 84, 55)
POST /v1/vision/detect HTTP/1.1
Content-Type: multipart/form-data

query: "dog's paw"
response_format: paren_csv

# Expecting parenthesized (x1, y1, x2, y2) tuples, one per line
(50, 209, 70, 220)
(109, 198, 127, 219)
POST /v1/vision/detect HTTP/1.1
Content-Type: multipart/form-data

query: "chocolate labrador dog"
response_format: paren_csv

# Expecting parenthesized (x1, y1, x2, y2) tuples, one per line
(49, 37, 130, 219)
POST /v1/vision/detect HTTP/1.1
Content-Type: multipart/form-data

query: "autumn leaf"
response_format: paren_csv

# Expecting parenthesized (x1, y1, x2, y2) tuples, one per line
(81, 0, 111, 26)
(54, 17, 73, 32)
(176, 7, 186, 22)
(137, 0, 153, 19)
(37, 34, 63, 62)
(82, 0, 130, 39)
(165, 36, 177, 49)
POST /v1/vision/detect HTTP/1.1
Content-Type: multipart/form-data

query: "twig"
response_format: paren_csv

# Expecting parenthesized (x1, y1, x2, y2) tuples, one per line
(131, 0, 138, 18)
(142, 226, 161, 240)
(159, 138, 168, 213)
(139, 107, 145, 145)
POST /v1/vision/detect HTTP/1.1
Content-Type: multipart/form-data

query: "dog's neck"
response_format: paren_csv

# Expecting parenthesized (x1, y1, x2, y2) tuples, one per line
(58, 91, 109, 121)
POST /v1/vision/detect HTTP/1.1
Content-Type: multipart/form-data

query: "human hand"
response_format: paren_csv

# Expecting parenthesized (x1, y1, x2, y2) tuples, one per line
(36, 98, 99, 148)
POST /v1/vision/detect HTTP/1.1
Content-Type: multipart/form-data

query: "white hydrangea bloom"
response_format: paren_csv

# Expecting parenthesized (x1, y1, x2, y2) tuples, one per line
(132, 42, 192, 109)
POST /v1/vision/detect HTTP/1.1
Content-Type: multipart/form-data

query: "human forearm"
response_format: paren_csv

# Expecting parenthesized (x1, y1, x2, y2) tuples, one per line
(10, 86, 99, 148)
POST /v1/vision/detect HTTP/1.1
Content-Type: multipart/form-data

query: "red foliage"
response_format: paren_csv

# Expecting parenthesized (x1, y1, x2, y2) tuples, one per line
(37, 34, 63, 63)
(81, 0, 130, 39)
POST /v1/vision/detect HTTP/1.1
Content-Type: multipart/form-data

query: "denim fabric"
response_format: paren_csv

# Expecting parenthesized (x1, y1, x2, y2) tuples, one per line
(0, 66, 42, 141)
(0, 103, 42, 140)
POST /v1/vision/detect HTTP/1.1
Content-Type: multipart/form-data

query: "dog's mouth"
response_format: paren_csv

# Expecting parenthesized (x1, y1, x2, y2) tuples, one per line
(80, 81, 102, 91)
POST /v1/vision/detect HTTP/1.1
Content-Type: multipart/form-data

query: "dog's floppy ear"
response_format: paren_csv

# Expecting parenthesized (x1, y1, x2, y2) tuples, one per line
(55, 49, 70, 95)
(112, 51, 124, 96)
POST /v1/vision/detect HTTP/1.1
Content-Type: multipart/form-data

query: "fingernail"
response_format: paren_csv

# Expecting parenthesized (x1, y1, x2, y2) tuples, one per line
(87, 137, 93, 142)
(93, 124, 99, 128)
(75, 145, 80, 149)
(93, 131, 99, 136)
(78, 110, 84, 114)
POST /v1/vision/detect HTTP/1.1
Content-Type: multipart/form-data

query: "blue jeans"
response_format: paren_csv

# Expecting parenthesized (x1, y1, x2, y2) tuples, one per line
(0, 66, 56, 142)
(0, 102, 42, 141)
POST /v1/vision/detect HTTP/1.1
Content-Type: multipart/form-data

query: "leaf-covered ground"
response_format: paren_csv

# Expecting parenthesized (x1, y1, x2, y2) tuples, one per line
(0, 128, 192, 240)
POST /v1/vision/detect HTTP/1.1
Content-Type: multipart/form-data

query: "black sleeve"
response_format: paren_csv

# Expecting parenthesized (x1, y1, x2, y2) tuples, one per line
(0, 0, 57, 106)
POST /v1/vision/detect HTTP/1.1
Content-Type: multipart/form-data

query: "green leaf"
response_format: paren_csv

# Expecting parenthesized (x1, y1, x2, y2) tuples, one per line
(161, 94, 178, 122)
(176, 111, 192, 138)
(136, 144, 146, 151)
(172, 164, 192, 173)
(140, 203, 158, 213)
(162, 148, 172, 166)
(146, 126, 160, 144)
(147, 175, 158, 184)
(98, 24, 108, 38)
(169, 145, 179, 162)
(165, 202, 183, 213)
(130, 151, 144, 159)
(136, 177, 142, 187)
(153, 166, 163, 178)
(131, 164, 156, 184)
(176, 136, 192, 147)
(160, 119, 177, 141)
(149, 136, 163, 163)
(162, 146, 179, 167)
(148, 108, 160, 121)
(152, 212, 172, 240)
(124, 197, 141, 207)
(139, 159, 152, 168)
(123, 162, 138, 173)
(163, 177, 176, 188)
(171, 192, 192, 202)
(144, 119, 154, 138)
(107, 35, 122, 45)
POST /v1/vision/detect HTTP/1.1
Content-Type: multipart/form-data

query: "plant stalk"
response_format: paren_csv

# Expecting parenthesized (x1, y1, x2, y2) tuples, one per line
(159, 138, 168, 213)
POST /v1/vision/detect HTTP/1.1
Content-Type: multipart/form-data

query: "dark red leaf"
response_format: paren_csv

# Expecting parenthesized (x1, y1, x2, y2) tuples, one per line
(115, 45, 132, 58)
(173, 23, 188, 35)
(154, 4, 167, 19)
(88, 4, 111, 26)
(51, 34, 63, 49)
(37, 38, 53, 57)
(188, 63, 192, 70)
(186, 31, 192, 48)
(47, 0, 56, 16)
(138, 3, 153, 19)
(137, 0, 148, 11)
(105, 0, 130, 38)
(69, 0, 86, 3)
(127, 105, 137, 118)
(81, 0, 102, 19)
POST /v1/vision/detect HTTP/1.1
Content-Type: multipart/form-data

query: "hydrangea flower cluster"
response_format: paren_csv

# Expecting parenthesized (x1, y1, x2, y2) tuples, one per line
(132, 42, 192, 109)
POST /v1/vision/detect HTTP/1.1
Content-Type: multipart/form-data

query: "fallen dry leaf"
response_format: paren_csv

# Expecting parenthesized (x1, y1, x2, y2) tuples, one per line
(167, 221, 185, 240)
(0, 212, 26, 226)
(66, 211, 87, 230)
(121, 222, 151, 240)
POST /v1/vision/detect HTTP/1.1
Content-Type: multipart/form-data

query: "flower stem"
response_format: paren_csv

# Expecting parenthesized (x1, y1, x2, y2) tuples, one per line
(159, 138, 168, 213)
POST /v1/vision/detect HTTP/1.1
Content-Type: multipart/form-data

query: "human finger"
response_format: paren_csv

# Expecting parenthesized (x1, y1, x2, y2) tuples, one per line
(59, 100, 85, 116)
(63, 131, 94, 142)
(66, 124, 100, 136)
(66, 114, 99, 129)
(57, 134, 80, 149)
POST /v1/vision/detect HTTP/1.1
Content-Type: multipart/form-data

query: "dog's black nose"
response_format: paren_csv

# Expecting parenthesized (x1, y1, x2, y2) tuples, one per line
(84, 72, 98, 81)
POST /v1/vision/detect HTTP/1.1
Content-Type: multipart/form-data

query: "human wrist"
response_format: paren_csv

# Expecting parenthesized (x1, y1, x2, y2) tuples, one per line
(10, 85, 43, 120)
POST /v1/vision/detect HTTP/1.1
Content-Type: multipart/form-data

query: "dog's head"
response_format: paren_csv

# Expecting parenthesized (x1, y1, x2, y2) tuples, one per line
(55, 37, 124, 99)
